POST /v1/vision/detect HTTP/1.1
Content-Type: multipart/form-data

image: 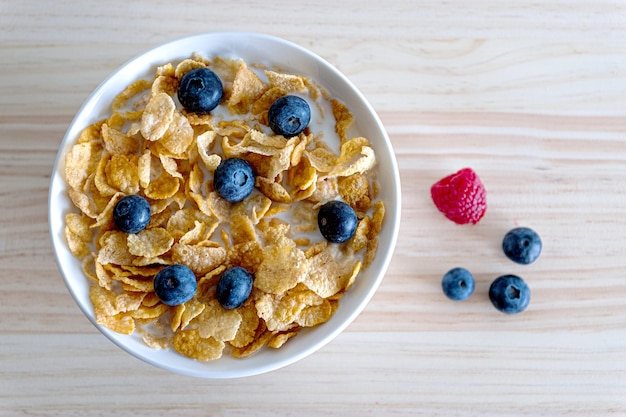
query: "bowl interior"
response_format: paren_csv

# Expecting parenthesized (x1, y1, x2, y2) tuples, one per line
(49, 32, 401, 378)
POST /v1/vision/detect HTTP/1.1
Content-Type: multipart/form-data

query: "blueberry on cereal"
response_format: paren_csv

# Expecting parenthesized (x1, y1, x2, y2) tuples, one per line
(154, 264, 197, 306)
(268, 95, 311, 137)
(177, 67, 223, 114)
(216, 266, 254, 310)
(113, 194, 151, 234)
(214, 158, 255, 203)
(317, 200, 358, 243)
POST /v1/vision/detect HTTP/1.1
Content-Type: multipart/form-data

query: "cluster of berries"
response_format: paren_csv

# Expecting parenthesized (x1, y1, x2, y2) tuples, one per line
(431, 168, 542, 314)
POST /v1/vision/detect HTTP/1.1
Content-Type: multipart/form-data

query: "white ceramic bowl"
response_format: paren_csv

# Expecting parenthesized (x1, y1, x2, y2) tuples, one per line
(49, 32, 401, 378)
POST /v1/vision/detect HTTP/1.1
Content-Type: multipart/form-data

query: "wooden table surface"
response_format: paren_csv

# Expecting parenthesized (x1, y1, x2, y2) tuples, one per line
(3, 1, 626, 415)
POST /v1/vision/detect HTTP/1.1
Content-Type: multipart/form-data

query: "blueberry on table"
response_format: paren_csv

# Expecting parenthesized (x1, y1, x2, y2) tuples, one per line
(502, 227, 542, 265)
(216, 266, 254, 310)
(441, 267, 475, 301)
(317, 200, 358, 243)
(177, 67, 223, 114)
(267, 95, 311, 137)
(214, 158, 255, 203)
(489, 274, 530, 314)
(113, 194, 151, 234)
(153, 264, 197, 306)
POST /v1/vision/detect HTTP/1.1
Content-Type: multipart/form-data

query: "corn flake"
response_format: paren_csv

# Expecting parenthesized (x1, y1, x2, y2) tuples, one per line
(96, 313, 135, 335)
(97, 231, 136, 266)
(302, 245, 360, 298)
(265, 70, 307, 93)
(196, 299, 242, 342)
(159, 111, 194, 155)
(105, 154, 140, 195)
(140, 92, 176, 141)
(171, 243, 227, 275)
(267, 331, 299, 349)
(296, 300, 333, 328)
(127, 228, 174, 258)
(229, 300, 260, 348)
(229, 63, 268, 114)
(101, 123, 140, 155)
(230, 322, 272, 358)
(255, 176, 292, 203)
(65, 142, 97, 192)
(197, 131, 221, 172)
(254, 236, 308, 294)
(173, 329, 225, 361)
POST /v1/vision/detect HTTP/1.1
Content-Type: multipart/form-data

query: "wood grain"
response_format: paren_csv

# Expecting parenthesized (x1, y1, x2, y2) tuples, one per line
(2, 1, 626, 415)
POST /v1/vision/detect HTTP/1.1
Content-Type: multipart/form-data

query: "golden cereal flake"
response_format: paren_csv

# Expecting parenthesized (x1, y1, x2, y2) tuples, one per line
(254, 236, 308, 295)
(171, 243, 227, 275)
(196, 299, 242, 342)
(140, 92, 176, 141)
(173, 329, 225, 361)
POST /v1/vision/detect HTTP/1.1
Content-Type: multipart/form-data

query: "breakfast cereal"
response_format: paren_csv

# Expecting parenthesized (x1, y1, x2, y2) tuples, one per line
(63, 52, 384, 361)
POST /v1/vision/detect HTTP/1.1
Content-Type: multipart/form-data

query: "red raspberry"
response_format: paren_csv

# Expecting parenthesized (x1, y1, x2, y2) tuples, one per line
(430, 168, 487, 225)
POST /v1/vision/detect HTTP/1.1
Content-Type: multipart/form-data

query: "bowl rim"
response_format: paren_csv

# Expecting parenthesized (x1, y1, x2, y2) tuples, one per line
(48, 31, 401, 378)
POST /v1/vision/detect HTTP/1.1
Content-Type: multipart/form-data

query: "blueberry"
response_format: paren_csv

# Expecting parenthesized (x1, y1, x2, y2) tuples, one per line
(317, 200, 358, 243)
(441, 267, 475, 301)
(489, 274, 530, 314)
(213, 158, 255, 203)
(267, 95, 311, 137)
(177, 68, 223, 114)
(502, 227, 542, 265)
(113, 194, 151, 234)
(216, 266, 254, 310)
(153, 264, 197, 306)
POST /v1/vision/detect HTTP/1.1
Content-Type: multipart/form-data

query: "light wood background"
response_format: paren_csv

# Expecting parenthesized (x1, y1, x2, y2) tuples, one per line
(2, 1, 626, 415)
